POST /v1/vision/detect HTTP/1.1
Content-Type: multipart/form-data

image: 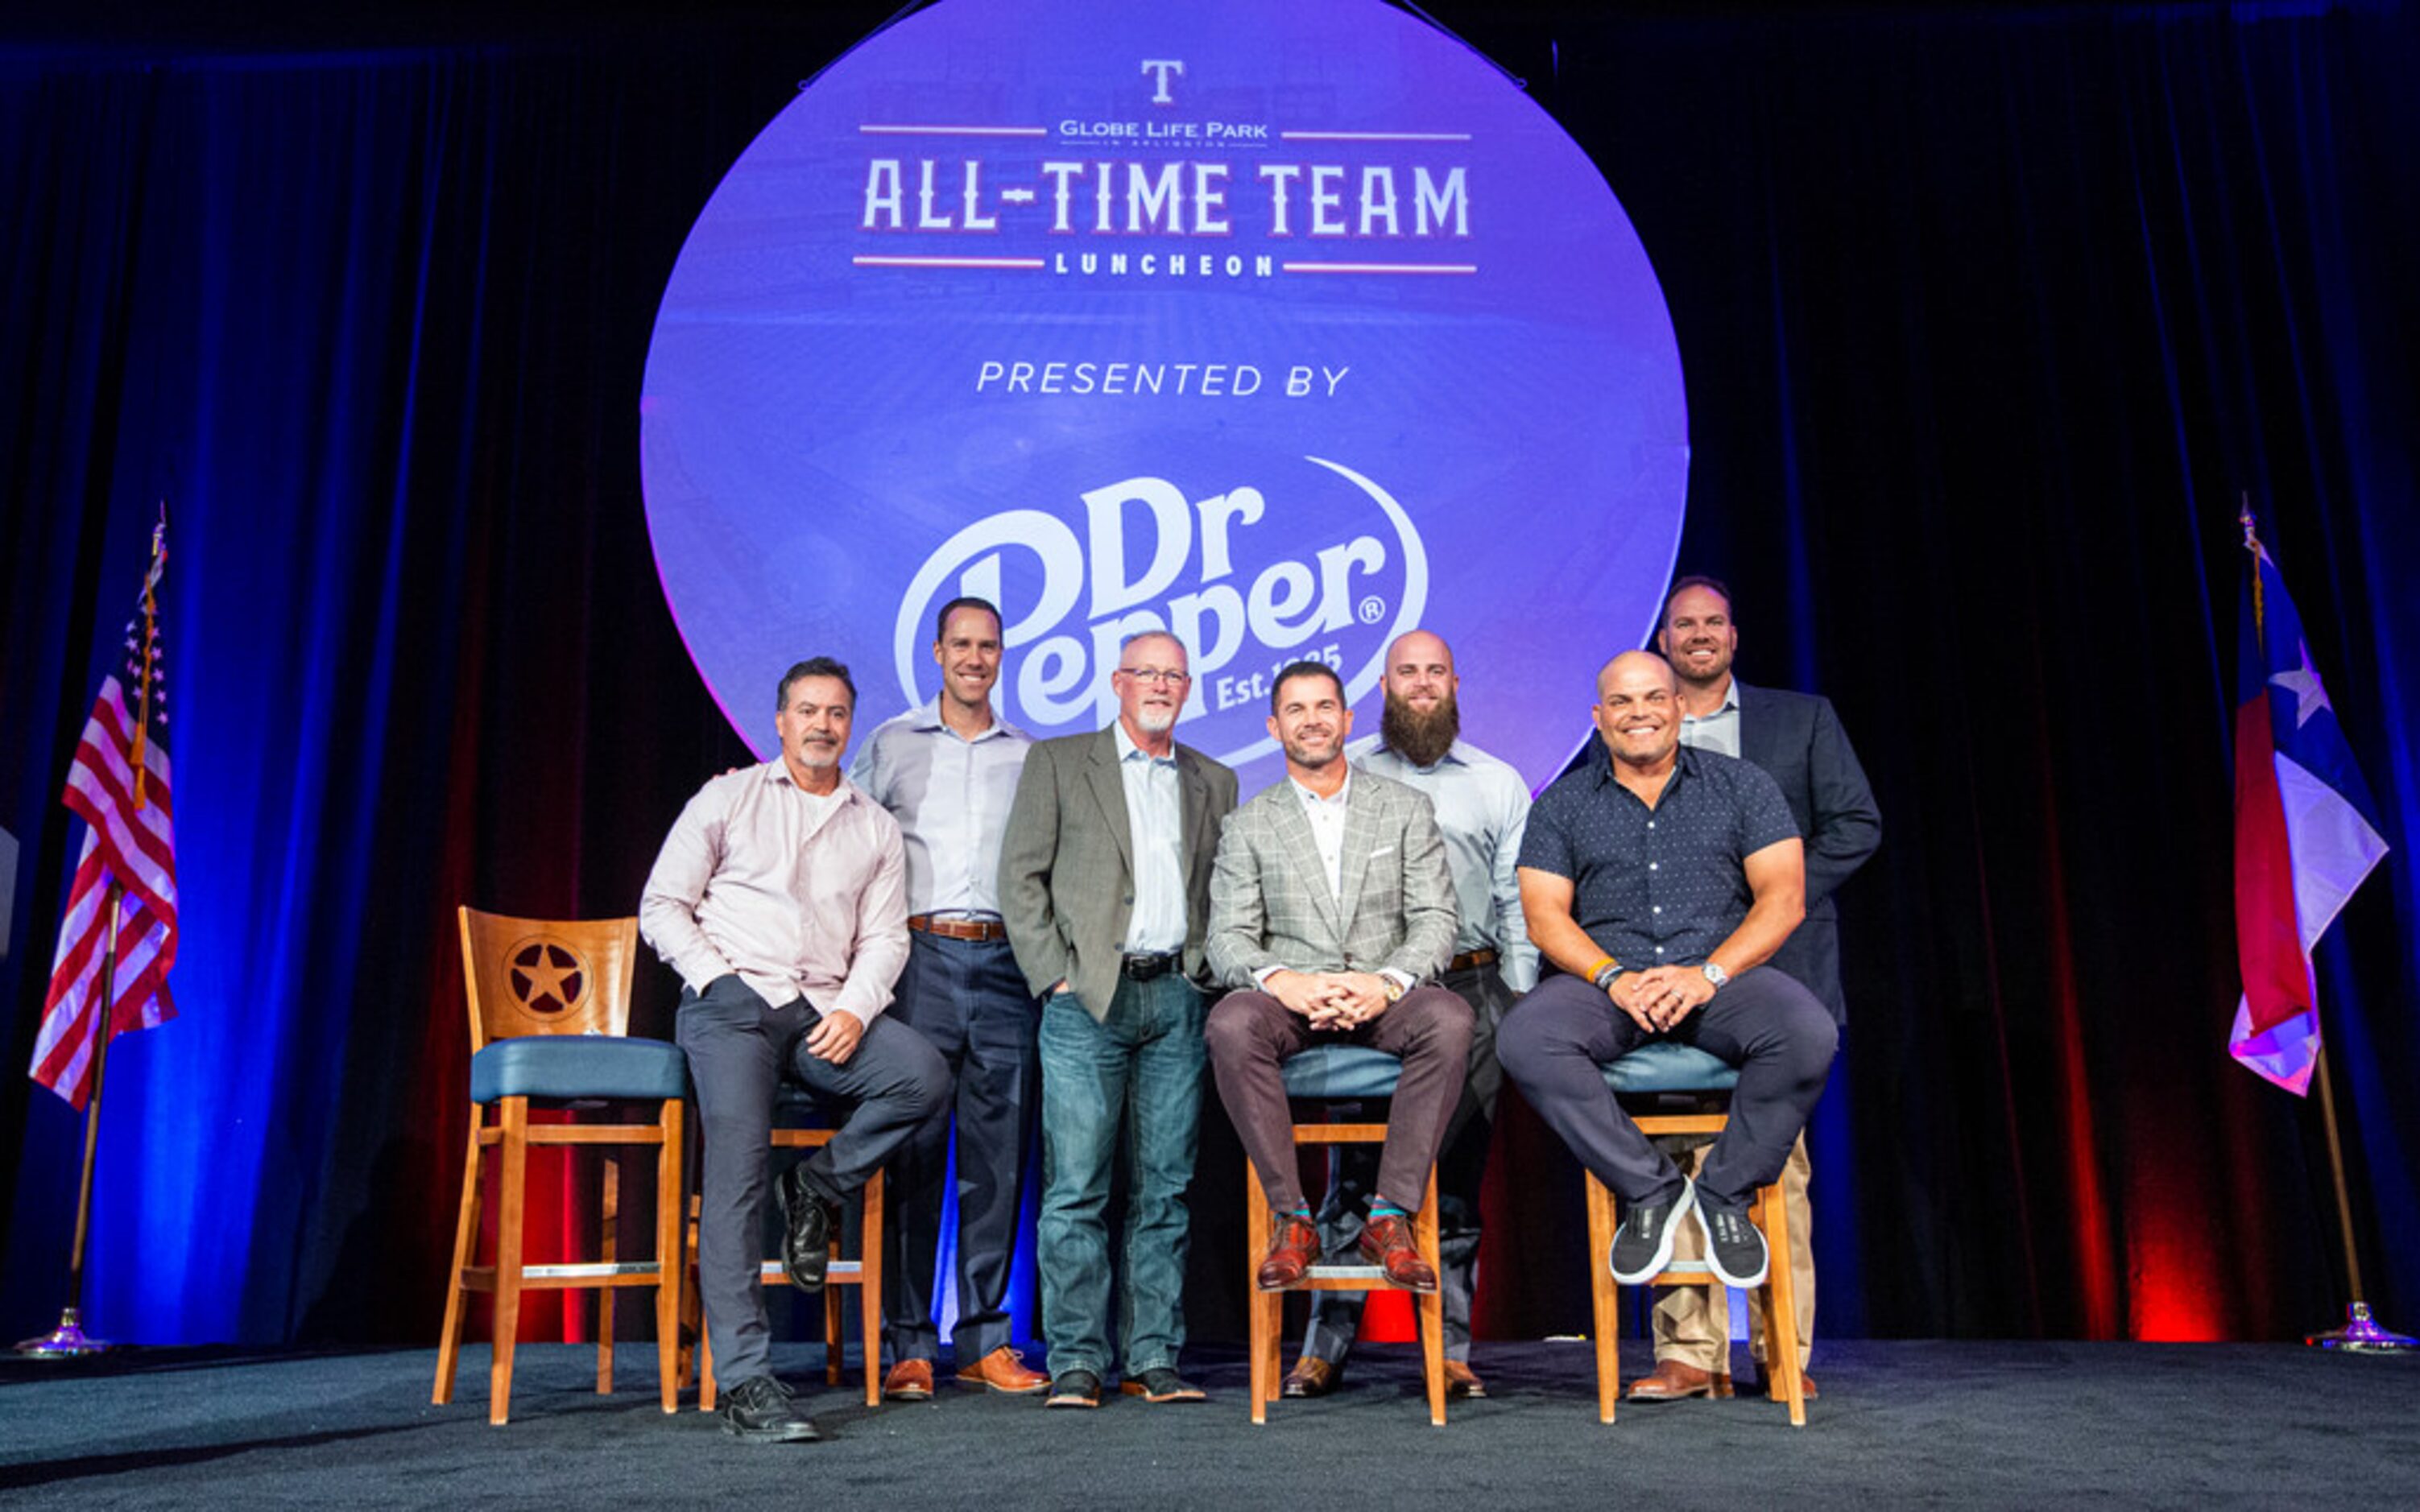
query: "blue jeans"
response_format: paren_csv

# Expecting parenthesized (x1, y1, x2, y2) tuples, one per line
(1035, 972, 1206, 1379)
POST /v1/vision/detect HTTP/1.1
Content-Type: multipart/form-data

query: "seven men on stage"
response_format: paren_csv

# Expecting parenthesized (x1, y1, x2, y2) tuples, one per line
(1204, 660, 1472, 1301)
(1631, 577, 1880, 1403)
(997, 630, 1240, 1408)
(848, 598, 1049, 1399)
(640, 656, 951, 1443)
(1500, 652, 1838, 1312)
(1283, 631, 1536, 1402)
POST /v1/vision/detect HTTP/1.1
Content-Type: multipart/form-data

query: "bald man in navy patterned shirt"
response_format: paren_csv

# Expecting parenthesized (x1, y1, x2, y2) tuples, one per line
(1497, 651, 1838, 1293)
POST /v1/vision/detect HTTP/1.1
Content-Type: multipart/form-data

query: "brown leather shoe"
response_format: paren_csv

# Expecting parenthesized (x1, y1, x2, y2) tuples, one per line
(1257, 1214, 1322, 1290)
(1281, 1355, 1339, 1398)
(1443, 1359, 1487, 1399)
(1625, 1358, 1733, 1402)
(954, 1345, 1049, 1394)
(1750, 1364, 1819, 1400)
(1357, 1212, 1438, 1291)
(882, 1357, 934, 1401)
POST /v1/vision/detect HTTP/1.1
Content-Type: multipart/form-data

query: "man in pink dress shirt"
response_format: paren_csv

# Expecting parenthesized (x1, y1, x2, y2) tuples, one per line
(641, 655, 951, 1443)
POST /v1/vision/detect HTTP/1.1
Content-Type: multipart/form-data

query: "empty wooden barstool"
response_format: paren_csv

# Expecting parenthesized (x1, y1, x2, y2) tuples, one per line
(434, 907, 687, 1424)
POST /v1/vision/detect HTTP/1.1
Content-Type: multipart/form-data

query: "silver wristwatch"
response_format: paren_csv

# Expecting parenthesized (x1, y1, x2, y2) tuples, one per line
(1699, 960, 1730, 991)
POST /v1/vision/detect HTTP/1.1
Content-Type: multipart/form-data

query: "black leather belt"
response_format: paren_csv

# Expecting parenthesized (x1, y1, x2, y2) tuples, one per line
(1447, 948, 1500, 973)
(1121, 952, 1181, 981)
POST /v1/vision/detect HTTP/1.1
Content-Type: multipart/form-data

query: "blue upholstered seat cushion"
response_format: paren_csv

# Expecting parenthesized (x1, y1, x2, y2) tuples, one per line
(1280, 1044, 1404, 1100)
(469, 1035, 688, 1104)
(1601, 1042, 1738, 1094)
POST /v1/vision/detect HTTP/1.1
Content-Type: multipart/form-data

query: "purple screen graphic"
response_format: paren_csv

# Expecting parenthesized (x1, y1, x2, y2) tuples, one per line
(641, 0, 1686, 789)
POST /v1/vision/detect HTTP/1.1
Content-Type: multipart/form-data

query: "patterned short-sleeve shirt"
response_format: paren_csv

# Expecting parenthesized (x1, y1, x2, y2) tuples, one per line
(1519, 746, 1799, 969)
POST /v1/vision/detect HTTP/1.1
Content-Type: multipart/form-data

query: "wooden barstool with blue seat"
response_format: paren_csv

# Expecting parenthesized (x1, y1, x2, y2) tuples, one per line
(434, 907, 689, 1424)
(683, 1086, 885, 1411)
(1586, 1041, 1806, 1426)
(1246, 1044, 1447, 1426)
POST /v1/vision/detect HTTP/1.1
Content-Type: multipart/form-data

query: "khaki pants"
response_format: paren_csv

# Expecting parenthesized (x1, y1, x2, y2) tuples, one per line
(1653, 1132, 1814, 1372)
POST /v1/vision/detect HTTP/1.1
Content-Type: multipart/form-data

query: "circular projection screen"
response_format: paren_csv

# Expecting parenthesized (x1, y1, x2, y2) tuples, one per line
(642, 0, 1686, 789)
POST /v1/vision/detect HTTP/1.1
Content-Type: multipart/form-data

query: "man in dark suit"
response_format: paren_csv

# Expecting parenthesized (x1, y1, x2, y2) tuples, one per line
(1586, 576, 1880, 1402)
(997, 630, 1239, 1409)
(1203, 659, 1470, 1293)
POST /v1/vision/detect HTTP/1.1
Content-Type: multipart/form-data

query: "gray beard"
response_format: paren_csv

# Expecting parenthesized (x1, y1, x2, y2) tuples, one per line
(1381, 692, 1460, 768)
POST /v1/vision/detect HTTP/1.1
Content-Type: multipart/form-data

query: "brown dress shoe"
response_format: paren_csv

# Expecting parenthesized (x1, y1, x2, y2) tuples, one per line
(1625, 1358, 1732, 1402)
(1750, 1364, 1819, 1400)
(883, 1357, 934, 1401)
(955, 1345, 1049, 1394)
(1257, 1214, 1322, 1289)
(1358, 1213, 1438, 1291)
(1443, 1360, 1487, 1399)
(1281, 1355, 1339, 1398)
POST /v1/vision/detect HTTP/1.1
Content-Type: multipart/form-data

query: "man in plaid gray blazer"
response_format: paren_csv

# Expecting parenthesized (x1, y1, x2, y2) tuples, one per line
(1204, 660, 1471, 1291)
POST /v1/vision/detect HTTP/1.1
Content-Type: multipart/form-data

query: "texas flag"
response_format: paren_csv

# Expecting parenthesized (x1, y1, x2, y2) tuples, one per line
(2230, 523, 2389, 1094)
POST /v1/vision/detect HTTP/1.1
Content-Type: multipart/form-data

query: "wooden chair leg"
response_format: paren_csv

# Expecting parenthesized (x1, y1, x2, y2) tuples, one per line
(858, 1169, 884, 1407)
(490, 1097, 531, 1426)
(1247, 1163, 1272, 1423)
(1416, 1165, 1446, 1427)
(1584, 1170, 1620, 1424)
(597, 1151, 618, 1396)
(433, 1112, 485, 1407)
(656, 1100, 684, 1415)
(824, 1283, 845, 1386)
(1757, 1179, 1806, 1427)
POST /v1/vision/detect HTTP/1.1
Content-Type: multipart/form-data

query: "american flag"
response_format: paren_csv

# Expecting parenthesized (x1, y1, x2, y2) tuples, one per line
(31, 513, 179, 1111)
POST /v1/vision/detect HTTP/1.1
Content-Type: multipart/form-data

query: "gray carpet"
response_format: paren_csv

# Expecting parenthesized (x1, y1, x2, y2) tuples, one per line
(3, 1340, 2417, 1507)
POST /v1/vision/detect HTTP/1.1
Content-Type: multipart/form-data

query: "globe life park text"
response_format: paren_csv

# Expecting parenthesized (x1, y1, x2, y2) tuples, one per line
(861, 154, 1474, 279)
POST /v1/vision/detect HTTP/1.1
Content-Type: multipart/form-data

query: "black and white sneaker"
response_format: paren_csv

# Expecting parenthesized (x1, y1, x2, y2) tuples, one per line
(721, 1375, 819, 1443)
(1695, 1192, 1770, 1289)
(1609, 1178, 1696, 1284)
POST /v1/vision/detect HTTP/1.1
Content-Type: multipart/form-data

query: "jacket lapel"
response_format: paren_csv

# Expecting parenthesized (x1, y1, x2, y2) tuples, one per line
(1333, 778, 1384, 935)
(1085, 729, 1136, 873)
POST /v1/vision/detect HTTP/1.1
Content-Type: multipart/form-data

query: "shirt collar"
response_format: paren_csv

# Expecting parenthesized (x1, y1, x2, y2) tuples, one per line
(1114, 721, 1177, 767)
(1374, 737, 1471, 774)
(1587, 743, 1702, 790)
(1289, 766, 1353, 809)
(911, 695, 1015, 742)
(763, 761, 862, 804)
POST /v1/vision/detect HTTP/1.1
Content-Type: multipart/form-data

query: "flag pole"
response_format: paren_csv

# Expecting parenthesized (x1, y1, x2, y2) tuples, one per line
(12, 883, 123, 1360)
(2303, 1050, 2414, 1351)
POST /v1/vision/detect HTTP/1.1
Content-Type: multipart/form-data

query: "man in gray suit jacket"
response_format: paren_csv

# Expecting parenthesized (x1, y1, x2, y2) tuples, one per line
(1204, 660, 1471, 1292)
(997, 630, 1239, 1409)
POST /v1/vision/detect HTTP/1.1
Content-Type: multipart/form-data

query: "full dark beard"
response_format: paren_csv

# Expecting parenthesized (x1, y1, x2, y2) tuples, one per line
(1381, 691, 1460, 768)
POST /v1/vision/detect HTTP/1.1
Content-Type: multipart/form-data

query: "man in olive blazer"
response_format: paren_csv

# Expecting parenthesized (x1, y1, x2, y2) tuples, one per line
(996, 630, 1238, 1407)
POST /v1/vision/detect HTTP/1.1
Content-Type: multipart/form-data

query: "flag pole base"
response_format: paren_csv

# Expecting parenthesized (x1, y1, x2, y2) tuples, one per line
(2305, 1301, 2416, 1353)
(12, 1308, 112, 1359)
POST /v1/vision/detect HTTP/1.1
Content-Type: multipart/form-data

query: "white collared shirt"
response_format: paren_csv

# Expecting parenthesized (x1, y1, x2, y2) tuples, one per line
(1289, 767, 1354, 903)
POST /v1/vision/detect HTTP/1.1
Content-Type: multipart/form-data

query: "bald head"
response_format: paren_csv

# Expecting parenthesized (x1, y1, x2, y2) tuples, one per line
(1593, 651, 1682, 772)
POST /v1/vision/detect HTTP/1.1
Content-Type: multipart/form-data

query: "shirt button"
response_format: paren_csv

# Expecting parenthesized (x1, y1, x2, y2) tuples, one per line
(1647, 822, 1655, 830)
(1648, 862, 1658, 871)
(1653, 906, 1662, 914)
(1654, 946, 1665, 956)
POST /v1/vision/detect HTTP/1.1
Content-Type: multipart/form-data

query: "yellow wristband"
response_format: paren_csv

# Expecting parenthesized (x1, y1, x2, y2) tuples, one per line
(1586, 955, 1615, 983)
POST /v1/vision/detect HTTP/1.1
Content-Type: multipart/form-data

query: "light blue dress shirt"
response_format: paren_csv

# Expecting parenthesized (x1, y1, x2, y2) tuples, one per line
(1677, 676, 1743, 758)
(1115, 721, 1189, 952)
(1355, 737, 1540, 992)
(847, 697, 1032, 917)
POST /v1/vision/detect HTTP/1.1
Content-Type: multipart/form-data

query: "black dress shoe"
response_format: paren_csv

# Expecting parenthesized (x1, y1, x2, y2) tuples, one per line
(1045, 1369, 1103, 1409)
(777, 1165, 839, 1292)
(722, 1375, 819, 1442)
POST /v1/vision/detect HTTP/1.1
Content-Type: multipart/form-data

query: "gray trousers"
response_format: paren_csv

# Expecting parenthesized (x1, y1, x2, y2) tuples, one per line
(1497, 965, 1836, 1207)
(677, 973, 950, 1386)
(1304, 963, 1509, 1365)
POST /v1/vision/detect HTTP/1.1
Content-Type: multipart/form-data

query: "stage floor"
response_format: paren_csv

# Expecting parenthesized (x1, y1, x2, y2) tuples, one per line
(4, 1338, 2417, 1506)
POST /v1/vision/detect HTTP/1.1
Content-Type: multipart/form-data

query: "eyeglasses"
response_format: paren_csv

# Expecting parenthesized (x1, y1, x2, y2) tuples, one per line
(1116, 666, 1189, 686)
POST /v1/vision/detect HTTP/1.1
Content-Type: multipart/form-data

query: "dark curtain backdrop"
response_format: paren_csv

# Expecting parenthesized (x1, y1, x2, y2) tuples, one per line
(3, 1, 2415, 1352)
